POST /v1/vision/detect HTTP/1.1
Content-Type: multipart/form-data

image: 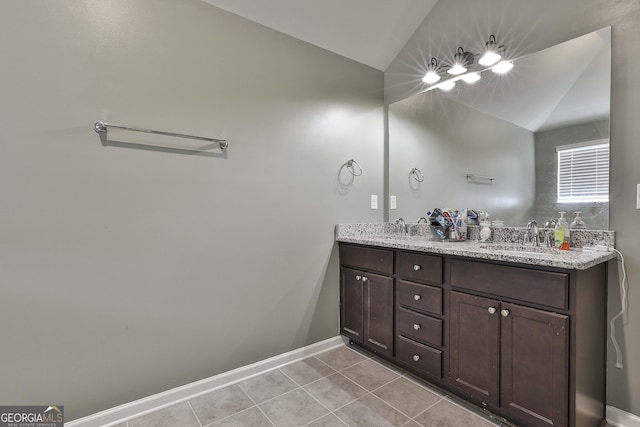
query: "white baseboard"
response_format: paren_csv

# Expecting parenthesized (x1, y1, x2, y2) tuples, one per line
(66, 336, 346, 427)
(607, 406, 640, 427)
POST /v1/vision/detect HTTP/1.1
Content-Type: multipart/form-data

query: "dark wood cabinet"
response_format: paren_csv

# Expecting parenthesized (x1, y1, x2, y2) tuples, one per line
(340, 267, 364, 344)
(450, 292, 500, 406)
(363, 271, 394, 356)
(339, 246, 394, 357)
(501, 303, 568, 427)
(450, 292, 569, 427)
(339, 243, 606, 427)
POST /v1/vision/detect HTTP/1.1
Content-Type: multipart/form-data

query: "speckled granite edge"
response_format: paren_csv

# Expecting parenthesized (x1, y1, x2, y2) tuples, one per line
(336, 223, 614, 248)
(335, 223, 616, 270)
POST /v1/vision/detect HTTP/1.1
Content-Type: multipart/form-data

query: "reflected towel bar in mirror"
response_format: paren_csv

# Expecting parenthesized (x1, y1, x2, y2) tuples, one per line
(466, 173, 495, 183)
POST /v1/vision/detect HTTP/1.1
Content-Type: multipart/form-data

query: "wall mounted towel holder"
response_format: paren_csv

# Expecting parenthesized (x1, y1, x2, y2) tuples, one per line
(94, 121, 228, 150)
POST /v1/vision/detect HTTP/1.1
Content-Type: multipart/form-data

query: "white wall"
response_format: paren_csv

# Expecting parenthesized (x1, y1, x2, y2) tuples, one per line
(0, 0, 383, 420)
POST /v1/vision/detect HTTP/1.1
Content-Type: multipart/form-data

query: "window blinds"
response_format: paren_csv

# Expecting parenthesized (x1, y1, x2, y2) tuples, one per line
(557, 140, 609, 203)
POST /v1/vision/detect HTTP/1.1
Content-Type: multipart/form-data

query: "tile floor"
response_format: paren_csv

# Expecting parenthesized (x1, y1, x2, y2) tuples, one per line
(119, 345, 508, 427)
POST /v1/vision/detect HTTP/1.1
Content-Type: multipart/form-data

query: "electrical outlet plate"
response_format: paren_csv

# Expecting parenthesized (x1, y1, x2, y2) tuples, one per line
(390, 196, 397, 209)
(371, 195, 378, 209)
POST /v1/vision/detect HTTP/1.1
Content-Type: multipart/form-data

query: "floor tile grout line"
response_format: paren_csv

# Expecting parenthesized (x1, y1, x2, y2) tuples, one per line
(278, 362, 357, 426)
(186, 400, 204, 427)
(297, 386, 341, 426)
(343, 355, 404, 380)
(312, 353, 356, 373)
(334, 370, 374, 394)
(410, 396, 447, 423)
(366, 373, 403, 394)
(401, 374, 448, 399)
(198, 405, 262, 427)
(336, 357, 370, 373)
(277, 367, 305, 388)
(365, 391, 416, 423)
(236, 380, 278, 427)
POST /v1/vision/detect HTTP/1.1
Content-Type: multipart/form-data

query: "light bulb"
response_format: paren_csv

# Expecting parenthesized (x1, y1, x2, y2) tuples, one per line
(479, 51, 501, 66)
(462, 72, 481, 83)
(422, 70, 441, 84)
(437, 80, 456, 91)
(492, 60, 514, 74)
(447, 64, 467, 75)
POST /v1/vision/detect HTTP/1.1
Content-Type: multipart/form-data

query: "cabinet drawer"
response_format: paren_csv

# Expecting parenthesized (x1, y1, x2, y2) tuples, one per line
(397, 336, 442, 379)
(450, 259, 568, 310)
(340, 245, 393, 274)
(397, 252, 443, 284)
(397, 280, 443, 315)
(398, 308, 443, 347)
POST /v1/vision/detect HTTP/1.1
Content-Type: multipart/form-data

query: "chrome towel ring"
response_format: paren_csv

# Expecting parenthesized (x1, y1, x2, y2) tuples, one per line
(410, 167, 425, 182)
(345, 159, 363, 176)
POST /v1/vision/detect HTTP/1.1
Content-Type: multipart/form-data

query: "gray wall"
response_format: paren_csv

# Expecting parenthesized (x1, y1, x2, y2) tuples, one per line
(386, 0, 640, 416)
(532, 119, 610, 229)
(389, 91, 535, 225)
(0, 0, 383, 420)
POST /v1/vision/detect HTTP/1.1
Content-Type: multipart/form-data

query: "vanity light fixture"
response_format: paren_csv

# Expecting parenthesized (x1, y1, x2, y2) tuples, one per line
(422, 57, 441, 84)
(478, 35, 503, 66)
(437, 80, 456, 91)
(461, 72, 481, 83)
(492, 60, 514, 74)
(448, 47, 474, 75)
(422, 35, 513, 94)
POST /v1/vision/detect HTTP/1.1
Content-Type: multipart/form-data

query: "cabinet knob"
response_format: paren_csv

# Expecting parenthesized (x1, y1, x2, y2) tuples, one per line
(413, 323, 421, 330)
(488, 307, 497, 315)
(355, 275, 362, 281)
(501, 309, 510, 317)
(413, 264, 421, 271)
(413, 294, 421, 301)
(413, 355, 420, 362)
(361, 276, 368, 282)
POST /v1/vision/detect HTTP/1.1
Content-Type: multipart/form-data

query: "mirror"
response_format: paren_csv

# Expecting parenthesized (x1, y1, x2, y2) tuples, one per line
(389, 27, 610, 229)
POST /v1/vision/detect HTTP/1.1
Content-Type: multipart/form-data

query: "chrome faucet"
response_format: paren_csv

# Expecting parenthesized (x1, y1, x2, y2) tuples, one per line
(543, 219, 557, 247)
(395, 217, 407, 234)
(523, 220, 540, 246)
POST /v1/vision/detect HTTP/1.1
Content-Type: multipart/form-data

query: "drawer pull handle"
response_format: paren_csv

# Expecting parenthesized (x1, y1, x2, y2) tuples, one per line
(413, 264, 421, 271)
(413, 294, 421, 301)
(413, 323, 421, 330)
(412, 355, 420, 362)
(361, 276, 368, 282)
(355, 275, 362, 281)
(488, 307, 497, 315)
(501, 309, 510, 317)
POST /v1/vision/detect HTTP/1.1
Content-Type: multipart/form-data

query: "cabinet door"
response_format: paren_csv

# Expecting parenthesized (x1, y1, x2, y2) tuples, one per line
(364, 272, 394, 357)
(501, 303, 568, 427)
(450, 291, 500, 406)
(340, 267, 363, 344)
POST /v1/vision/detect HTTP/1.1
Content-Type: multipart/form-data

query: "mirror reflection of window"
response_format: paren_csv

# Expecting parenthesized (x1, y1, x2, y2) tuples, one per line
(557, 140, 610, 203)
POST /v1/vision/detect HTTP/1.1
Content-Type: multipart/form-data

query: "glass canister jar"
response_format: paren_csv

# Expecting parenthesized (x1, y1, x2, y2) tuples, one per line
(479, 219, 492, 242)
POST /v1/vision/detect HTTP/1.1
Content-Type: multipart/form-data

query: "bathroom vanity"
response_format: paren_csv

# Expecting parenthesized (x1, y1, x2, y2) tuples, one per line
(337, 224, 615, 427)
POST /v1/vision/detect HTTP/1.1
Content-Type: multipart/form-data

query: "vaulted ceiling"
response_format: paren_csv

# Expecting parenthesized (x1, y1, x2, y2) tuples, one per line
(200, 1, 610, 131)
(200, 0, 439, 71)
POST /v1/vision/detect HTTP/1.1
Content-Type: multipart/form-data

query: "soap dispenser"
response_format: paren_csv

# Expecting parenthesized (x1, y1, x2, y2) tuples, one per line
(570, 211, 586, 230)
(554, 212, 570, 250)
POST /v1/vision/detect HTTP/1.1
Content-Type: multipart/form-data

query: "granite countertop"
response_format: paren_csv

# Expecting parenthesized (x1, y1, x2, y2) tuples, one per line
(336, 224, 616, 270)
